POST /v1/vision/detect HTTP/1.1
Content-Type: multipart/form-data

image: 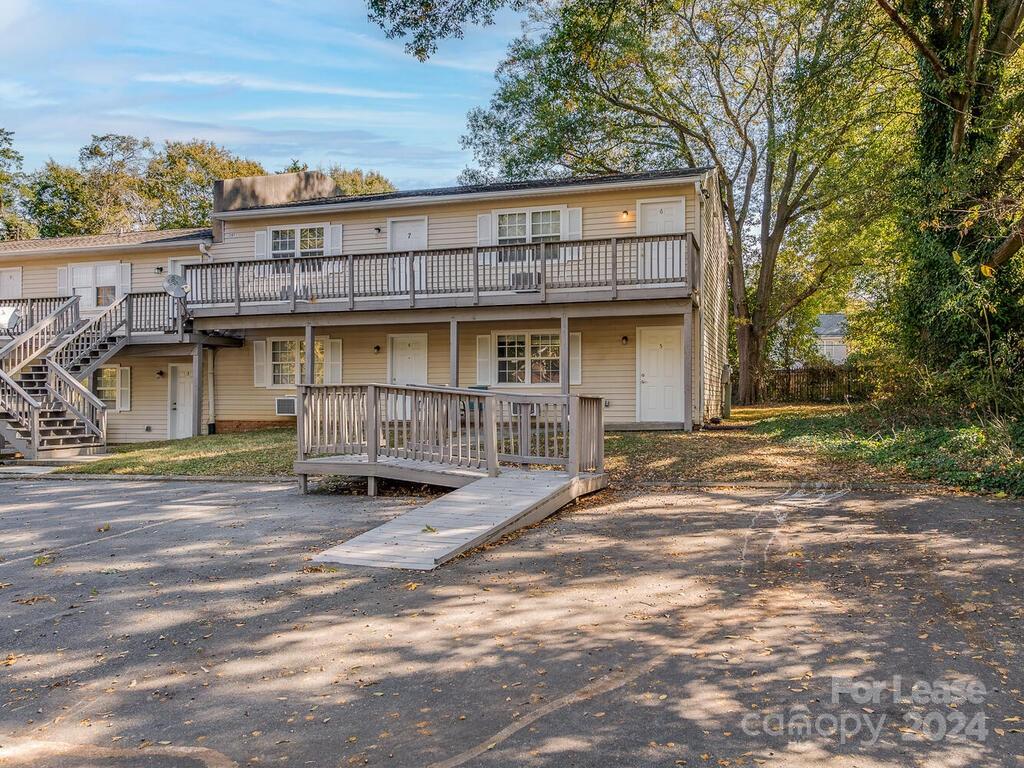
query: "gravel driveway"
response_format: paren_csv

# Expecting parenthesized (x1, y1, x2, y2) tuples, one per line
(0, 479, 1021, 767)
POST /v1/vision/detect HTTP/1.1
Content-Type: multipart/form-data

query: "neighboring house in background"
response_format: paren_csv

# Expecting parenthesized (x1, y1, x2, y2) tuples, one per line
(0, 167, 731, 458)
(814, 313, 848, 364)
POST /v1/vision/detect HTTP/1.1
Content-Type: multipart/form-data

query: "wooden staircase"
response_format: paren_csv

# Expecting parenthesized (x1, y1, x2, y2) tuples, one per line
(0, 297, 112, 460)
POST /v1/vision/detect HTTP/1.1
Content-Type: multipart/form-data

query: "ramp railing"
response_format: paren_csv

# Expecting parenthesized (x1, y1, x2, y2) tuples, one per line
(297, 383, 604, 476)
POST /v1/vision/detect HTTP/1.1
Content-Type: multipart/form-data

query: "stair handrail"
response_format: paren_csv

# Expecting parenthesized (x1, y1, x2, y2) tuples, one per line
(0, 296, 81, 377)
(0, 367, 41, 451)
(45, 359, 106, 439)
(47, 295, 129, 374)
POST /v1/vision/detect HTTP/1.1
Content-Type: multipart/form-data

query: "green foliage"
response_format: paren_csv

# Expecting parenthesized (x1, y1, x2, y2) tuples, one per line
(325, 166, 396, 196)
(878, 0, 1024, 417)
(753, 406, 1024, 496)
(2, 131, 393, 239)
(146, 140, 266, 229)
(23, 161, 106, 238)
(0, 128, 37, 240)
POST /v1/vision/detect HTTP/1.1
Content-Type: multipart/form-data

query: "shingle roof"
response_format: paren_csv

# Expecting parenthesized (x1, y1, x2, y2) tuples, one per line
(0, 227, 211, 255)
(814, 313, 847, 337)
(235, 167, 711, 213)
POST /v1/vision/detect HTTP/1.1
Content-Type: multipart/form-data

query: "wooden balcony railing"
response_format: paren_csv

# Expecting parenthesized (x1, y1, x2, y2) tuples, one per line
(297, 383, 605, 476)
(184, 233, 699, 313)
(0, 297, 70, 337)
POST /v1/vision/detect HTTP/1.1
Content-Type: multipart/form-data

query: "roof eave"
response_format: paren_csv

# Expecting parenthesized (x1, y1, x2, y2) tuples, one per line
(212, 173, 708, 221)
(0, 237, 212, 260)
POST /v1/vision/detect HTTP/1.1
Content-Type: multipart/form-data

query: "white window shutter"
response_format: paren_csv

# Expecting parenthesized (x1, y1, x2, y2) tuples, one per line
(569, 332, 582, 386)
(57, 267, 69, 296)
(252, 340, 267, 387)
(326, 339, 343, 384)
(567, 207, 582, 240)
(476, 335, 492, 385)
(254, 230, 268, 259)
(117, 367, 131, 411)
(476, 214, 492, 246)
(118, 262, 132, 298)
(329, 224, 343, 256)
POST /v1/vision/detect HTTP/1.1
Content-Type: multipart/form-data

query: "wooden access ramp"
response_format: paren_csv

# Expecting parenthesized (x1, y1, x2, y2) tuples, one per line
(296, 382, 608, 570)
(314, 469, 606, 570)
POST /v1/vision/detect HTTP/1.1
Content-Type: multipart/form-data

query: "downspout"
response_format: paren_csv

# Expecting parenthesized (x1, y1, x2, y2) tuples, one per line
(207, 347, 216, 434)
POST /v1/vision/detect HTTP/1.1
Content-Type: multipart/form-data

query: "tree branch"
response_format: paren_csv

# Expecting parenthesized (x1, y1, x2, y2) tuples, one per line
(875, 0, 949, 80)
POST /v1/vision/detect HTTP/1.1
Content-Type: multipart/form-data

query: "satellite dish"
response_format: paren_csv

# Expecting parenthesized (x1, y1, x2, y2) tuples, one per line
(0, 306, 21, 332)
(162, 274, 190, 299)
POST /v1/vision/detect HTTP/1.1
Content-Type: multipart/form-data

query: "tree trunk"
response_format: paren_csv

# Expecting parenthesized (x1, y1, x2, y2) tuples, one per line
(735, 323, 764, 404)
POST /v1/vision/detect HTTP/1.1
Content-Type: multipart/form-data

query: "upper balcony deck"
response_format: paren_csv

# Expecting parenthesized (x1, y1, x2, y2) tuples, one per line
(183, 233, 699, 318)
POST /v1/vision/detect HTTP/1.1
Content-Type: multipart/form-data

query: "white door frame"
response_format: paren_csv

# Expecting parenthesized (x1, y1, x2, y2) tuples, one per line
(0, 267, 22, 299)
(386, 333, 429, 385)
(386, 215, 428, 251)
(167, 363, 194, 439)
(636, 325, 686, 423)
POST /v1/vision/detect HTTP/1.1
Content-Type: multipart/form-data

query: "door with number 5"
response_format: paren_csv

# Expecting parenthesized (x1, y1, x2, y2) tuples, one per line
(637, 326, 683, 422)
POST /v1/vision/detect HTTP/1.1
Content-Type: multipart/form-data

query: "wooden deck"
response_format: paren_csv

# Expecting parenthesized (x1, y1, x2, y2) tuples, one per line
(312, 465, 607, 570)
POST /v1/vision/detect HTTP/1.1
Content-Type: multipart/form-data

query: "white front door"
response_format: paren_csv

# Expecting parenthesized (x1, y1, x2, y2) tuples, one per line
(388, 218, 428, 293)
(168, 364, 194, 439)
(388, 334, 428, 418)
(637, 199, 685, 282)
(638, 326, 683, 422)
(389, 334, 428, 386)
(0, 268, 21, 299)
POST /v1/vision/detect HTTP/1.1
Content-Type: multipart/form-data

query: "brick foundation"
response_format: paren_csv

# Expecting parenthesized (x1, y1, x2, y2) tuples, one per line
(215, 419, 294, 433)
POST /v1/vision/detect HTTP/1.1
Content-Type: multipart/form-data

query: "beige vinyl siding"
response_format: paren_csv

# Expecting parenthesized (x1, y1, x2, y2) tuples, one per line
(100, 353, 194, 443)
(212, 184, 699, 262)
(0, 247, 201, 299)
(208, 315, 686, 429)
(698, 171, 731, 421)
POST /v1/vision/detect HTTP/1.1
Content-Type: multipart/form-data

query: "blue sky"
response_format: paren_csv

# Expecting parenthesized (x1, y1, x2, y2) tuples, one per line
(0, 0, 522, 188)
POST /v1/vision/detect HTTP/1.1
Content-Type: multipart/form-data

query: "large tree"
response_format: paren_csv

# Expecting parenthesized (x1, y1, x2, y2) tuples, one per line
(0, 129, 36, 240)
(876, 0, 1024, 399)
(146, 140, 265, 229)
(373, 0, 907, 400)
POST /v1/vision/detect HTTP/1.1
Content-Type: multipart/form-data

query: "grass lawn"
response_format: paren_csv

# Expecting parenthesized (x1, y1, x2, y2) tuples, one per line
(58, 404, 1021, 495)
(57, 428, 297, 477)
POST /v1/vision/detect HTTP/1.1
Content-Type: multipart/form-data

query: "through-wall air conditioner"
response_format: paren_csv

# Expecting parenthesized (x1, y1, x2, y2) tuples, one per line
(511, 271, 540, 291)
(275, 397, 297, 416)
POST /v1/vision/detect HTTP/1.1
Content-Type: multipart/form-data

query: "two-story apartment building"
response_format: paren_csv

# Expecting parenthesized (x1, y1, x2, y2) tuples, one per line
(0, 168, 729, 457)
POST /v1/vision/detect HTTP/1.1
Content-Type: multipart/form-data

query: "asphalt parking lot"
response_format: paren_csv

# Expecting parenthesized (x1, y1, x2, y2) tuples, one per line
(0, 479, 1021, 767)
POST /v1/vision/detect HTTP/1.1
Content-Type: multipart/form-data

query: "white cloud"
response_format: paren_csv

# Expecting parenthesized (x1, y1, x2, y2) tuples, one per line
(0, 79, 58, 108)
(135, 71, 417, 100)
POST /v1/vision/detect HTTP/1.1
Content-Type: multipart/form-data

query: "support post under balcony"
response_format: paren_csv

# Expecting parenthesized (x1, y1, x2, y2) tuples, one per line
(304, 324, 315, 386)
(560, 313, 570, 396)
(192, 342, 204, 437)
(449, 319, 458, 387)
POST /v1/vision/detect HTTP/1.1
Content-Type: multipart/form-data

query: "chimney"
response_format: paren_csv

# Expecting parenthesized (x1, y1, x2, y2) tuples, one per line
(211, 171, 340, 242)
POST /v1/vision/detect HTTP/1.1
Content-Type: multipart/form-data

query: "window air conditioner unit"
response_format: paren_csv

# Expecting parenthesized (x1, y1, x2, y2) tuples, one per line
(275, 397, 297, 416)
(511, 271, 540, 291)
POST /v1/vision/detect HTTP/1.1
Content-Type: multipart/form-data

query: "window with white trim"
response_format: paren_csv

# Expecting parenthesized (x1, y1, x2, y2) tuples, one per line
(496, 332, 561, 385)
(495, 207, 562, 245)
(93, 367, 118, 407)
(269, 225, 325, 259)
(269, 339, 326, 386)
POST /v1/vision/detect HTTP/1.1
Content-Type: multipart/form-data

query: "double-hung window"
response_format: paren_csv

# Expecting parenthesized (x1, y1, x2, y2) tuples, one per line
(496, 332, 561, 385)
(268, 226, 325, 259)
(495, 208, 562, 246)
(269, 339, 325, 386)
(93, 367, 119, 407)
